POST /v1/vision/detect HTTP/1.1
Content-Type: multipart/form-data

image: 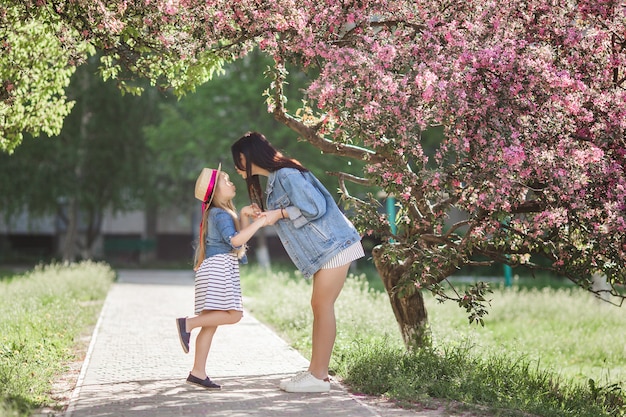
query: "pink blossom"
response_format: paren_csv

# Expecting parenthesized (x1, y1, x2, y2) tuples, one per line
(502, 145, 526, 167)
(8, 0, 626, 292)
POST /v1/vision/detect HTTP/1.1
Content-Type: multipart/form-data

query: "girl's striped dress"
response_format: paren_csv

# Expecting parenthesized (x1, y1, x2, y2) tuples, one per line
(194, 253, 243, 314)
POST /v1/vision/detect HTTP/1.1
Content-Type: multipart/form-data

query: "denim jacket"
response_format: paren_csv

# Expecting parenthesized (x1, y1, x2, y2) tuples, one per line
(205, 208, 247, 264)
(266, 168, 361, 278)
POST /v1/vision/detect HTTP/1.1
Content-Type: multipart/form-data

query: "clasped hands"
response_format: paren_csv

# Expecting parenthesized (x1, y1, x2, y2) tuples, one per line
(240, 203, 284, 226)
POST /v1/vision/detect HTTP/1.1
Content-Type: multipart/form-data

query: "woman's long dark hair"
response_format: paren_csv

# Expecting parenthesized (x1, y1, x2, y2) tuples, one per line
(231, 131, 307, 210)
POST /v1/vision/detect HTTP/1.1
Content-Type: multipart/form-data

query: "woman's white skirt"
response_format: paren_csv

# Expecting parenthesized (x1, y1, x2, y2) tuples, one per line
(321, 242, 365, 270)
(194, 253, 243, 314)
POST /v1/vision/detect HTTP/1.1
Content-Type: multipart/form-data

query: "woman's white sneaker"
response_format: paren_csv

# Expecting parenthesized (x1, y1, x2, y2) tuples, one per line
(280, 371, 330, 393)
(279, 371, 308, 390)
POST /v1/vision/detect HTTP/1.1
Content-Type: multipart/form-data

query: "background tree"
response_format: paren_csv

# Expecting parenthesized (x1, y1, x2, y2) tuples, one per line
(0, 56, 165, 260)
(0, 2, 94, 153)
(0, 1, 226, 153)
(3, 1, 625, 349)
(144, 47, 367, 212)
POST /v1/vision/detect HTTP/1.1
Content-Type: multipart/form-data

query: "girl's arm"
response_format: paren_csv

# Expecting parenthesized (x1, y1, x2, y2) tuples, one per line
(230, 215, 266, 248)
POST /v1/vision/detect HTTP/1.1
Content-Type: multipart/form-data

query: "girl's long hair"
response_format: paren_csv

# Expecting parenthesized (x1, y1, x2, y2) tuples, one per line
(193, 174, 245, 270)
(231, 131, 307, 209)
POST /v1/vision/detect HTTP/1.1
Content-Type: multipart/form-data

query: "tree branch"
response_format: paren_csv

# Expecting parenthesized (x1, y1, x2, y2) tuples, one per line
(270, 63, 385, 164)
(327, 171, 371, 185)
(272, 105, 384, 163)
(328, 171, 371, 206)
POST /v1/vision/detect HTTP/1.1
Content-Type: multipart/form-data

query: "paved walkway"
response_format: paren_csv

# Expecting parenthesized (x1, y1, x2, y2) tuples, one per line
(64, 270, 434, 417)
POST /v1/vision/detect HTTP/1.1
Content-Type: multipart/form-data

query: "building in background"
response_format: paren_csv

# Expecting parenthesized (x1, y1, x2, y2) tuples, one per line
(0, 207, 290, 267)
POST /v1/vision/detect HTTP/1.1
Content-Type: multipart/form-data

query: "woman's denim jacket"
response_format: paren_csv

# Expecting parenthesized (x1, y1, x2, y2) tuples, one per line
(205, 208, 247, 264)
(266, 168, 361, 278)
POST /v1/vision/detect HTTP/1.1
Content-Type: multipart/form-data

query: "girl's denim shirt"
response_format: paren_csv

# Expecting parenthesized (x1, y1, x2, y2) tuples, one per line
(205, 207, 247, 264)
(266, 168, 361, 278)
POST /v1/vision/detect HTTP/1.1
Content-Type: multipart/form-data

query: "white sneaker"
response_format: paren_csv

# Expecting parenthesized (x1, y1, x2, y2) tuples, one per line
(279, 371, 308, 390)
(280, 371, 330, 393)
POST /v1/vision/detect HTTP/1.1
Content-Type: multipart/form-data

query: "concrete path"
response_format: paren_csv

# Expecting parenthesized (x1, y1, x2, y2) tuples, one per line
(63, 270, 433, 417)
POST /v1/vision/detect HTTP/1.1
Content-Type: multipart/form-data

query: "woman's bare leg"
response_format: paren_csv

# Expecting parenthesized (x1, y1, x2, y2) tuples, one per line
(308, 263, 350, 380)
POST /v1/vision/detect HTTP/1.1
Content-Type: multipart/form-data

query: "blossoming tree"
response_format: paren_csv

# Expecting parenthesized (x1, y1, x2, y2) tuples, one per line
(3, 0, 625, 347)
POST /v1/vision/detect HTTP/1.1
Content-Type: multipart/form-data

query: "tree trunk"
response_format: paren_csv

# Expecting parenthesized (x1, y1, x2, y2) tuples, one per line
(141, 202, 158, 264)
(254, 228, 271, 269)
(60, 198, 79, 262)
(82, 206, 103, 260)
(372, 245, 430, 349)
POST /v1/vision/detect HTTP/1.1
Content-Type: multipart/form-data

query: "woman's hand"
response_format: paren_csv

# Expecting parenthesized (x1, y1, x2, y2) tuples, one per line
(263, 209, 286, 226)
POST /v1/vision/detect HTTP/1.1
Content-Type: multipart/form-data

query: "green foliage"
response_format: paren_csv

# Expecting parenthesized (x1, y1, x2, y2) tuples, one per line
(456, 281, 494, 326)
(0, 55, 169, 258)
(1, 1, 230, 153)
(240, 265, 626, 417)
(144, 49, 366, 209)
(0, 3, 94, 153)
(0, 261, 114, 416)
(98, 48, 226, 97)
(144, 49, 283, 207)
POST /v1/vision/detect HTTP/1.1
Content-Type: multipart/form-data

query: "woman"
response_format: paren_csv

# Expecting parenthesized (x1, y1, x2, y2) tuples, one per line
(231, 132, 364, 393)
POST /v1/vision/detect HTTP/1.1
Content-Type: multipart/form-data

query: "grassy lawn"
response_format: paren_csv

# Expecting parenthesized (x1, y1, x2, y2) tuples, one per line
(240, 262, 626, 417)
(1, 259, 623, 416)
(426, 282, 625, 386)
(0, 262, 114, 417)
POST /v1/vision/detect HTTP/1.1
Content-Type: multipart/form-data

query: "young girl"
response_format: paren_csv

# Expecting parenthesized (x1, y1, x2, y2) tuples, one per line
(176, 164, 266, 389)
(231, 132, 365, 393)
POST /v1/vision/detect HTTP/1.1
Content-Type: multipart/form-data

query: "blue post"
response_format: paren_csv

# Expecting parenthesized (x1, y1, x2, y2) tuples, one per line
(502, 216, 513, 287)
(504, 263, 512, 287)
(386, 196, 397, 236)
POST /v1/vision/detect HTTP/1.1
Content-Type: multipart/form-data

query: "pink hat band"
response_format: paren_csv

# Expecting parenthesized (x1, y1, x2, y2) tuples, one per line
(195, 164, 222, 237)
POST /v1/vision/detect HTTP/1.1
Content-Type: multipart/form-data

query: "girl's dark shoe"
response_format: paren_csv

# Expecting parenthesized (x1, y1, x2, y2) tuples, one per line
(176, 317, 190, 353)
(186, 373, 221, 390)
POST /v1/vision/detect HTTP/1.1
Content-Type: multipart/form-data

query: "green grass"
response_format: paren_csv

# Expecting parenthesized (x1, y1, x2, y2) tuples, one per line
(240, 264, 626, 417)
(427, 284, 626, 386)
(0, 261, 115, 417)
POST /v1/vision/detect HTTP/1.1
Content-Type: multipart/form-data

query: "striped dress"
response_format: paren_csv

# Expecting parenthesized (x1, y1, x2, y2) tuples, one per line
(194, 253, 243, 314)
(320, 241, 365, 270)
